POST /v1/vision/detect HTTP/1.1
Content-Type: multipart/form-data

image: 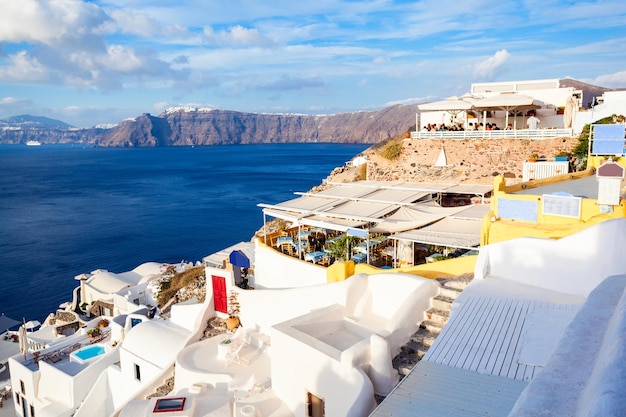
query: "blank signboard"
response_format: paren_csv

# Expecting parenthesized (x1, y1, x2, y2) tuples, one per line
(591, 124, 626, 155)
(497, 198, 538, 222)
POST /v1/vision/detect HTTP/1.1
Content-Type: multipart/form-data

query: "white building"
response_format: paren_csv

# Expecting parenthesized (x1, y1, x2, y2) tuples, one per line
(117, 272, 440, 417)
(416, 78, 626, 136)
(74, 262, 195, 318)
(372, 217, 626, 416)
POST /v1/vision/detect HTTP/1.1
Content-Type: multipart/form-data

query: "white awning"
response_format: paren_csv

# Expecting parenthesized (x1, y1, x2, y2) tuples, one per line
(262, 208, 367, 232)
(418, 97, 473, 112)
(390, 216, 484, 249)
(371, 204, 470, 233)
(472, 93, 542, 112)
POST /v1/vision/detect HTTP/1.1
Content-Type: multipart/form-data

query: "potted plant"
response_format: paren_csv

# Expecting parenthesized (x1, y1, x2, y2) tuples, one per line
(87, 327, 101, 339)
(528, 153, 539, 162)
(555, 151, 570, 162)
(226, 290, 240, 330)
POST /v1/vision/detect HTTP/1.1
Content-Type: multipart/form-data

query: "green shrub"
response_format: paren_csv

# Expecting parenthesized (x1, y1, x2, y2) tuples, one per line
(156, 266, 205, 307)
(378, 139, 403, 160)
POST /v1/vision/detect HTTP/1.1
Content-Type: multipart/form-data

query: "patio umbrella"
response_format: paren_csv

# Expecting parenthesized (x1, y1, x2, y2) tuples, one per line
(563, 95, 576, 128)
(0, 313, 20, 333)
(229, 250, 250, 268)
(24, 320, 41, 331)
(18, 324, 28, 354)
(472, 93, 541, 129)
(418, 97, 473, 125)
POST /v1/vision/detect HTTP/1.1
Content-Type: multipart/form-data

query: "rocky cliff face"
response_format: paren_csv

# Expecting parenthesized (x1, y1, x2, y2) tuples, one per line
(0, 105, 419, 147)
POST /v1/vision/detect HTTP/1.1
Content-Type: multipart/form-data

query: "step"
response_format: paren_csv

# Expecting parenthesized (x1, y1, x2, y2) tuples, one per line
(439, 286, 462, 300)
(426, 308, 449, 325)
(441, 279, 472, 291)
(397, 363, 415, 376)
(417, 347, 428, 360)
(411, 327, 438, 348)
(420, 319, 444, 335)
(432, 295, 454, 311)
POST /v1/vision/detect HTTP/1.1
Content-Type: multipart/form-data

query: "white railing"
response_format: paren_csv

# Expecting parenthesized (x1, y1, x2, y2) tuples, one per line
(522, 161, 569, 182)
(410, 128, 574, 140)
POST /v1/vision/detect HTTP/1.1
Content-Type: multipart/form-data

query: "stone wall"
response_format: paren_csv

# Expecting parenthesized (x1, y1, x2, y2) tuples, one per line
(364, 137, 580, 185)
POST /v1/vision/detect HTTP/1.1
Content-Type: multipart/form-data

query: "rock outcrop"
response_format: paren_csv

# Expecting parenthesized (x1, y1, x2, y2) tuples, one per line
(0, 105, 419, 147)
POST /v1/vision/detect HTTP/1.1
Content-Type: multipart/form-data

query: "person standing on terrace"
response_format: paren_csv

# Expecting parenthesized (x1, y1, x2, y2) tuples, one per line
(526, 112, 540, 129)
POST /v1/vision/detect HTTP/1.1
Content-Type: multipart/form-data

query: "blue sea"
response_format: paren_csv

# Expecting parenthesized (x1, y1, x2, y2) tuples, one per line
(0, 143, 367, 323)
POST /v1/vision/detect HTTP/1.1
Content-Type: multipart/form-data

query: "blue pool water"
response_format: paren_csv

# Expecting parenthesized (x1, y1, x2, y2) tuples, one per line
(73, 344, 105, 362)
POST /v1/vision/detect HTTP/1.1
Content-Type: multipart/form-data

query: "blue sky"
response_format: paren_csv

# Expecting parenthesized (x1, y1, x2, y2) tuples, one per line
(0, 0, 625, 127)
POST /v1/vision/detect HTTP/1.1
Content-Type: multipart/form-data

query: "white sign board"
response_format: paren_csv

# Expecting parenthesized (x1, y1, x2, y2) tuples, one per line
(542, 194, 582, 219)
(597, 177, 622, 206)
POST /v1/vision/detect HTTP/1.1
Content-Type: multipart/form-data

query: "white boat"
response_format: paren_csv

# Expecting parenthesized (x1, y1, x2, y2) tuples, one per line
(26, 140, 41, 146)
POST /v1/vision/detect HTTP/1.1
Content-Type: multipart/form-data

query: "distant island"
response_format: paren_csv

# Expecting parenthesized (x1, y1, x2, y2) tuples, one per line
(0, 78, 613, 147)
(0, 106, 418, 147)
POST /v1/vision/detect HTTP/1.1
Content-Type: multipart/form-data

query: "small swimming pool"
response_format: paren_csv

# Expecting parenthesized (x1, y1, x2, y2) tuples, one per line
(71, 344, 106, 364)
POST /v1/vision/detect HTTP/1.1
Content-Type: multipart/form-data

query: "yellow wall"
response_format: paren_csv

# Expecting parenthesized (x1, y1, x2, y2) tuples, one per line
(482, 167, 626, 245)
(588, 155, 626, 170)
(327, 255, 477, 282)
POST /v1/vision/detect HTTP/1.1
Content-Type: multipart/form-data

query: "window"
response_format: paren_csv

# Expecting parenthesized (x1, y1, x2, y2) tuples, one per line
(134, 363, 141, 382)
(20, 380, 25, 394)
(14, 393, 20, 405)
(30, 405, 36, 417)
(306, 392, 325, 417)
(153, 397, 186, 413)
(130, 318, 142, 328)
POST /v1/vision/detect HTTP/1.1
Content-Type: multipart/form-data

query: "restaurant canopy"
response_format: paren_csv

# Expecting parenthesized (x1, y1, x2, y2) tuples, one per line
(370, 204, 470, 233)
(418, 96, 474, 124)
(259, 181, 493, 238)
(472, 93, 542, 128)
(388, 205, 489, 249)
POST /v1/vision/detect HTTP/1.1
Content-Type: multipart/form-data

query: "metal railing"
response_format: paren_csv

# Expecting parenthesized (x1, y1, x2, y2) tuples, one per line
(410, 128, 574, 140)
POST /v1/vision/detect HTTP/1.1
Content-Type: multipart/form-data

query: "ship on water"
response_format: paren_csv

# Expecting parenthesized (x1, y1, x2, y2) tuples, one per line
(26, 140, 41, 146)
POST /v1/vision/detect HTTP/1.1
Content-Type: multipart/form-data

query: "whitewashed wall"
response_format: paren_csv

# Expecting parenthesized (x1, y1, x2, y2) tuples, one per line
(271, 326, 377, 417)
(474, 218, 626, 297)
(253, 241, 328, 289)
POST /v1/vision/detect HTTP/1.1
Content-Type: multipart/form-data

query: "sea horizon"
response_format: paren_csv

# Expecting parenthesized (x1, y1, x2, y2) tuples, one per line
(0, 143, 367, 322)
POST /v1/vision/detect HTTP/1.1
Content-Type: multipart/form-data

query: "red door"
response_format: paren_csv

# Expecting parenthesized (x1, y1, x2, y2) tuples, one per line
(212, 275, 227, 314)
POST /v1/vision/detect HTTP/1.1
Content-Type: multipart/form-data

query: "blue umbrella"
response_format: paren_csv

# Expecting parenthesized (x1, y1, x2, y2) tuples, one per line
(229, 250, 250, 268)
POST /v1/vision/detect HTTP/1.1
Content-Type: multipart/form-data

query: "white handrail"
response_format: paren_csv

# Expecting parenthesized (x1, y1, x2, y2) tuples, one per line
(410, 128, 574, 140)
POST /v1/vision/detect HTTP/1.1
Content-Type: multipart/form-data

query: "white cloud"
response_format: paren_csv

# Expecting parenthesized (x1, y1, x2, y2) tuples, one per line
(0, 0, 624, 127)
(0, 97, 31, 106)
(0, 0, 110, 45)
(203, 25, 276, 48)
(592, 71, 626, 89)
(109, 9, 158, 37)
(473, 49, 511, 80)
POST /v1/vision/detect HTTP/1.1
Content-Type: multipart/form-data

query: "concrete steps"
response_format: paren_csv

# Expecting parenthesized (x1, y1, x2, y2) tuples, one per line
(392, 275, 472, 377)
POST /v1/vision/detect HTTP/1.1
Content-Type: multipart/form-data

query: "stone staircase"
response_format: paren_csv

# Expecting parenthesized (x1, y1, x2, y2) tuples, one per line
(393, 274, 472, 376)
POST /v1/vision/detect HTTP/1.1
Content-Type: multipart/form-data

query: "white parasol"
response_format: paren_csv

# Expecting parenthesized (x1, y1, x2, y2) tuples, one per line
(563, 95, 577, 128)
(18, 325, 28, 354)
(418, 97, 474, 125)
(24, 320, 41, 331)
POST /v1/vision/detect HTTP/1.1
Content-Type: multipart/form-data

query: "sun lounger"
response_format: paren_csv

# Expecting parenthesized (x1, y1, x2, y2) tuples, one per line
(44, 351, 62, 363)
(224, 328, 251, 367)
(60, 343, 81, 355)
(230, 374, 257, 399)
